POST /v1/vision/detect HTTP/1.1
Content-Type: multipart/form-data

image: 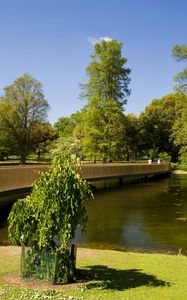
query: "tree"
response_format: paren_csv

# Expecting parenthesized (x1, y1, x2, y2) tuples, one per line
(54, 116, 76, 137)
(171, 99, 187, 165)
(140, 94, 185, 162)
(122, 114, 143, 161)
(8, 155, 93, 283)
(81, 101, 126, 161)
(0, 130, 13, 160)
(53, 113, 83, 161)
(173, 44, 187, 93)
(50, 136, 82, 159)
(172, 44, 187, 164)
(0, 74, 49, 164)
(33, 123, 58, 160)
(79, 39, 131, 161)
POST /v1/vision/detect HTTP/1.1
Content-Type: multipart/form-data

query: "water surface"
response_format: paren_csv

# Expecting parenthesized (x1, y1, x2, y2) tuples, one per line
(1, 176, 187, 254)
(75, 175, 187, 254)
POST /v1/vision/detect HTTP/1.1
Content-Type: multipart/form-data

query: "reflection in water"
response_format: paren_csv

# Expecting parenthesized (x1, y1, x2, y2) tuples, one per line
(1, 176, 187, 254)
(74, 175, 187, 254)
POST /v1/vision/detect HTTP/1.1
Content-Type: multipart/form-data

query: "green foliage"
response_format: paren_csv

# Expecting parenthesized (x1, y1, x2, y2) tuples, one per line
(122, 114, 143, 160)
(54, 116, 76, 137)
(175, 146, 187, 171)
(80, 39, 131, 106)
(9, 156, 93, 249)
(8, 197, 34, 245)
(33, 123, 58, 161)
(158, 152, 171, 161)
(0, 74, 49, 164)
(79, 39, 131, 160)
(79, 100, 126, 161)
(50, 137, 82, 160)
(174, 68, 187, 93)
(171, 105, 187, 147)
(178, 162, 187, 171)
(172, 44, 187, 93)
(8, 155, 93, 283)
(140, 93, 185, 162)
(173, 44, 187, 61)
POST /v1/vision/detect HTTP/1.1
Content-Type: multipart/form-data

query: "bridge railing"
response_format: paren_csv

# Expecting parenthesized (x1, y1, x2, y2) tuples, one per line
(0, 163, 170, 193)
(78, 163, 170, 181)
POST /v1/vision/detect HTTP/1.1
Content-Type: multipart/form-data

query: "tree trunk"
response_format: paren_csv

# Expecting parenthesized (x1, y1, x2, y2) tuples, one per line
(20, 153, 27, 165)
(171, 152, 179, 163)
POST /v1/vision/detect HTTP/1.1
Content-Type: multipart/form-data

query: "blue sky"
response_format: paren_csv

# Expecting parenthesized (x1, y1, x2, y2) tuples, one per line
(0, 0, 187, 123)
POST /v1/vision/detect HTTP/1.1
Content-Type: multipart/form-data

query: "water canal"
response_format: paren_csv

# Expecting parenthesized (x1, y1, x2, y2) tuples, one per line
(1, 175, 187, 254)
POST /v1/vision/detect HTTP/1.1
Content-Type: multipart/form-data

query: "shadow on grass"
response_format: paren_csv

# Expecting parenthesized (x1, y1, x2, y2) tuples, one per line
(77, 265, 170, 291)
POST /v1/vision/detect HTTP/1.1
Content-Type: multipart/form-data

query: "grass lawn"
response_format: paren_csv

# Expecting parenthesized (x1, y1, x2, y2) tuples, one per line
(0, 246, 187, 300)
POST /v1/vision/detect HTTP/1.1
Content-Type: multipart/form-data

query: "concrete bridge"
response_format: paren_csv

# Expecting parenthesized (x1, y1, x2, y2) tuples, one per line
(0, 163, 170, 193)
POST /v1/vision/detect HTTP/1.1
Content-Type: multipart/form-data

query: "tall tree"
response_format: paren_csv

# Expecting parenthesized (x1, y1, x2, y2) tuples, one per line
(173, 44, 187, 93)
(80, 39, 131, 160)
(0, 74, 49, 164)
(172, 44, 187, 162)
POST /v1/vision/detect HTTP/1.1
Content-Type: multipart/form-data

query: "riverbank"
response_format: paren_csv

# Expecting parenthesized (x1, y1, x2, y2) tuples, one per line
(1, 246, 187, 300)
(172, 169, 187, 174)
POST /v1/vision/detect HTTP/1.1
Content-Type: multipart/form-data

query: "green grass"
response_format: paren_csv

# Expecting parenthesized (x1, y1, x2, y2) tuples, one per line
(0, 247, 187, 299)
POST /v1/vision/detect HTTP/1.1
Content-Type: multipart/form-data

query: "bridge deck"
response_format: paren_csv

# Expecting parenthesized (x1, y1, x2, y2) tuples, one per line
(0, 163, 170, 193)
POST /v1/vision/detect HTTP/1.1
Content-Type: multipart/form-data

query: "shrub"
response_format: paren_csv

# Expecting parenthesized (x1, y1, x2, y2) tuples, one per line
(8, 155, 93, 283)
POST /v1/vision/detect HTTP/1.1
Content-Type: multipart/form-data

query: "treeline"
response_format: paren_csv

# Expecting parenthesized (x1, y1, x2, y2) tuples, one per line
(0, 40, 187, 165)
(53, 40, 187, 165)
(53, 93, 187, 164)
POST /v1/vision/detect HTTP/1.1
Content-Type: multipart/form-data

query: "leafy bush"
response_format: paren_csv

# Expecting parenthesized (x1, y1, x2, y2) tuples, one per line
(8, 155, 93, 283)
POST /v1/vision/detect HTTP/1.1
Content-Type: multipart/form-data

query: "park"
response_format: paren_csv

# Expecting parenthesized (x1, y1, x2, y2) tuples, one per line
(1, 3, 187, 299)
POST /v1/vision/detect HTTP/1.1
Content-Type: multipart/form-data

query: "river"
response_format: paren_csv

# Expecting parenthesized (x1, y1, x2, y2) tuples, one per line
(1, 175, 187, 254)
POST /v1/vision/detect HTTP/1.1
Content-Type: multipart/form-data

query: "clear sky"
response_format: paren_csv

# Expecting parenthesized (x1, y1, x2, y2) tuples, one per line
(0, 0, 187, 123)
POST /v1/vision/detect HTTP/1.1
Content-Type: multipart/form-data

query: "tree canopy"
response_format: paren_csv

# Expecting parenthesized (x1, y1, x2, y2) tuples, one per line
(0, 74, 49, 164)
(54, 116, 76, 137)
(81, 39, 131, 106)
(173, 44, 187, 93)
(79, 39, 131, 161)
(140, 93, 186, 161)
(122, 114, 143, 161)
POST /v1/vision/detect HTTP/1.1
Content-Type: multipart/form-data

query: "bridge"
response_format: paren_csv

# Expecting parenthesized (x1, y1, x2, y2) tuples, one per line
(0, 163, 170, 193)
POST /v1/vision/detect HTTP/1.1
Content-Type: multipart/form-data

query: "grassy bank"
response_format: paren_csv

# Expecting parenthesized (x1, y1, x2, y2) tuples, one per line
(0, 247, 187, 300)
(172, 169, 187, 174)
